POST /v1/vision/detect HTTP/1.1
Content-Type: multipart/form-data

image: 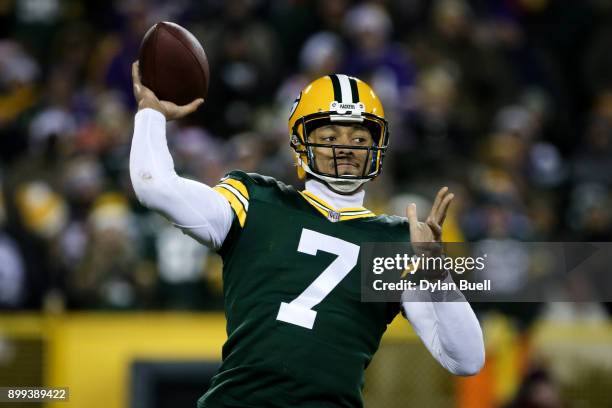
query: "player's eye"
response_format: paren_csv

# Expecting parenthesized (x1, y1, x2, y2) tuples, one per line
(352, 135, 370, 144)
(321, 135, 336, 142)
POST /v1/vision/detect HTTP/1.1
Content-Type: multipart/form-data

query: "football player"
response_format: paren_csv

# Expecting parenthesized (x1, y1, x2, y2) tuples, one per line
(130, 62, 484, 408)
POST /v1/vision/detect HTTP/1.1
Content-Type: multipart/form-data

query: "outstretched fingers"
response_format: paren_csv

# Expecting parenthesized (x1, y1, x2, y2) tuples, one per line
(162, 98, 204, 118)
(436, 192, 454, 226)
(426, 218, 442, 236)
(429, 186, 448, 220)
(406, 202, 418, 226)
(429, 187, 455, 223)
(132, 61, 142, 95)
(182, 98, 205, 113)
(424, 187, 455, 240)
(132, 62, 140, 84)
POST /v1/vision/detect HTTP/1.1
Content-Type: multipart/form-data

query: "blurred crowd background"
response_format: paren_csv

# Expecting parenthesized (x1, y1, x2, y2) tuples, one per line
(2, 1, 612, 407)
(1, 0, 612, 323)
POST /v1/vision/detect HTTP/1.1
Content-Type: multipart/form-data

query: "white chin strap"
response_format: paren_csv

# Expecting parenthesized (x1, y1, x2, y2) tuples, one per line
(299, 158, 369, 194)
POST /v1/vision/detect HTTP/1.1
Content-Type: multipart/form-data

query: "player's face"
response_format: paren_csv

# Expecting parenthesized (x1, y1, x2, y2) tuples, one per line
(309, 125, 374, 177)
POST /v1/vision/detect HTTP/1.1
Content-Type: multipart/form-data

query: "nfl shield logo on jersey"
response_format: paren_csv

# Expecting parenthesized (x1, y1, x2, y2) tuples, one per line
(327, 210, 341, 222)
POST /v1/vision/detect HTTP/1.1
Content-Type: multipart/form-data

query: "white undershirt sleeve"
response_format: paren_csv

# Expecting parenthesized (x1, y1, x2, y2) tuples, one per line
(129, 108, 233, 250)
(401, 274, 485, 376)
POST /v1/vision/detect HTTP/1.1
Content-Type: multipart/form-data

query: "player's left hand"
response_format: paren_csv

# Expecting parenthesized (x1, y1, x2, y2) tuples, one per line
(406, 187, 454, 244)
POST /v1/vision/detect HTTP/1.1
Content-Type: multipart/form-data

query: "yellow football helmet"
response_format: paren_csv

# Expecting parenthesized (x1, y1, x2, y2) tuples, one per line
(288, 74, 389, 193)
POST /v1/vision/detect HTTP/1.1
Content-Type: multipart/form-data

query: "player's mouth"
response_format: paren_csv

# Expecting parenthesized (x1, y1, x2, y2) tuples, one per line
(335, 161, 361, 176)
(336, 161, 358, 168)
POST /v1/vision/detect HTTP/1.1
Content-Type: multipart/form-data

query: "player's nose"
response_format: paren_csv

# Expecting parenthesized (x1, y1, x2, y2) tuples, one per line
(336, 143, 354, 156)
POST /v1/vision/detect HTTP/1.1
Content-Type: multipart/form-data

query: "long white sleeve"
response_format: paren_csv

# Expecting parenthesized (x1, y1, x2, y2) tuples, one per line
(129, 108, 233, 250)
(401, 275, 485, 376)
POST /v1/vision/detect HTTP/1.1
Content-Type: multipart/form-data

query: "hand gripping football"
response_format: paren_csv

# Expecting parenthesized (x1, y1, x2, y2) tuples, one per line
(138, 21, 209, 106)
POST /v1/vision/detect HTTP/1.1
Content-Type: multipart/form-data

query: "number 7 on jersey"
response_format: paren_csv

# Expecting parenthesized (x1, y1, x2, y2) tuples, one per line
(276, 228, 360, 329)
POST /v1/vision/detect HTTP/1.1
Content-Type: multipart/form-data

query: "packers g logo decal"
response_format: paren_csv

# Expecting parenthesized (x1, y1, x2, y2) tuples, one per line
(289, 92, 301, 119)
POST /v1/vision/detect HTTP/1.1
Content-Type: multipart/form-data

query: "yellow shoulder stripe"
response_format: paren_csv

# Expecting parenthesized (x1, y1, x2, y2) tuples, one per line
(213, 185, 247, 227)
(299, 191, 376, 222)
(222, 178, 249, 200)
(301, 191, 334, 212)
(299, 192, 330, 217)
(339, 206, 370, 212)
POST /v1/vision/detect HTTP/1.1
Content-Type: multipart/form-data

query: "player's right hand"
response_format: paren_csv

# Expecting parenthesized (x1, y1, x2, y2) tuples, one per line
(132, 61, 203, 121)
(406, 187, 454, 244)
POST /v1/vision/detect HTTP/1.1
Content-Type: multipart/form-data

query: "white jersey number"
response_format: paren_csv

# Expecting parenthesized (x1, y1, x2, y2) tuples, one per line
(276, 228, 360, 329)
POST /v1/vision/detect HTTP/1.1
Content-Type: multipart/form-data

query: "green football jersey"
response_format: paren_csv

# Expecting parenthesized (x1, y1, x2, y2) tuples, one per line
(198, 171, 410, 408)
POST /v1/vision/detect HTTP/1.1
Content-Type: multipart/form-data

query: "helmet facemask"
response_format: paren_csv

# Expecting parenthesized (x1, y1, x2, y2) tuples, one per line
(291, 108, 389, 193)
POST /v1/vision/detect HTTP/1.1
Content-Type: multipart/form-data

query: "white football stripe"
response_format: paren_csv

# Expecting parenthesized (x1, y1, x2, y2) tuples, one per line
(304, 196, 331, 212)
(337, 74, 352, 103)
(341, 210, 372, 216)
(218, 183, 249, 211)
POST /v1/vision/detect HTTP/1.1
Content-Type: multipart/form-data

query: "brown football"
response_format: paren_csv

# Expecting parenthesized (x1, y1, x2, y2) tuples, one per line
(138, 21, 209, 106)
